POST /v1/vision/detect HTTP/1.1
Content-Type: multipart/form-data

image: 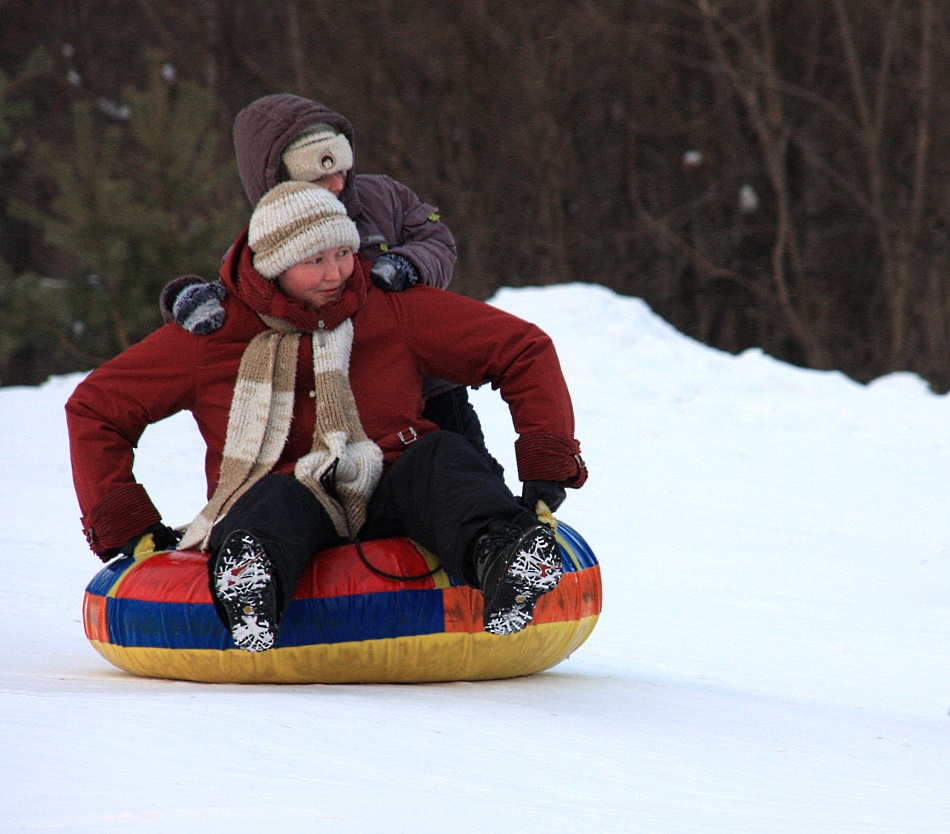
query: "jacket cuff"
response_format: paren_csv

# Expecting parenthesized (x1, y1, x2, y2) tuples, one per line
(81, 483, 161, 557)
(515, 433, 588, 488)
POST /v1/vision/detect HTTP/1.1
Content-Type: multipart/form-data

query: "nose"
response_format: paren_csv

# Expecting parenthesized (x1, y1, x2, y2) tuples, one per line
(323, 257, 342, 283)
(313, 172, 345, 196)
(325, 173, 345, 195)
(323, 258, 346, 285)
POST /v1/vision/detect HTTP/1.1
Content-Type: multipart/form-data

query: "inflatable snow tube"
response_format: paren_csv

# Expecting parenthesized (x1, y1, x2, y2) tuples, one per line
(83, 522, 601, 684)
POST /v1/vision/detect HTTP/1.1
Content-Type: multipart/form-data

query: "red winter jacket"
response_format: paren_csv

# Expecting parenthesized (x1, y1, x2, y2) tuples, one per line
(67, 240, 587, 557)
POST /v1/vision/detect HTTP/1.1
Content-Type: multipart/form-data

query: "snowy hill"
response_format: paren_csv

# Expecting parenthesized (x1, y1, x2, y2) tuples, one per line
(2, 283, 948, 832)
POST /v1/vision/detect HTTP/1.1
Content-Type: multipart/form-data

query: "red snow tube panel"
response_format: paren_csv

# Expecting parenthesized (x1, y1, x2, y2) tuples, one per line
(82, 522, 601, 684)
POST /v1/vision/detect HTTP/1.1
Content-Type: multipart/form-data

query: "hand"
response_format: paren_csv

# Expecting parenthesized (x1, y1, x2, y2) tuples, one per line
(109, 523, 182, 562)
(160, 275, 203, 323)
(173, 280, 228, 335)
(370, 253, 420, 292)
(520, 480, 566, 514)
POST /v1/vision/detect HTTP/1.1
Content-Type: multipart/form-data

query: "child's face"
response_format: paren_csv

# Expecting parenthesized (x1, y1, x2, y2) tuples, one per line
(277, 246, 355, 309)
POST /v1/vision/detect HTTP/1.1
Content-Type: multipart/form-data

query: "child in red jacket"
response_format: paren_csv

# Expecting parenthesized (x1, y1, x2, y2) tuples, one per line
(69, 183, 587, 651)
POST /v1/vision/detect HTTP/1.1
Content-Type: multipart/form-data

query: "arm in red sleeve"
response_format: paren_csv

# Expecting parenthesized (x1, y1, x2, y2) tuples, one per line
(397, 288, 588, 487)
(66, 325, 198, 556)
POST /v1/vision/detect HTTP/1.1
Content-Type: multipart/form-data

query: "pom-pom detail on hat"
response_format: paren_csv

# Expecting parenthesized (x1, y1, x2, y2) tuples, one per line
(282, 123, 354, 183)
(248, 181, 361, 280)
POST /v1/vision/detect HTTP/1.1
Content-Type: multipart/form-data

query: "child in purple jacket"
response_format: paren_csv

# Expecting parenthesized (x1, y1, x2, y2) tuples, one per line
(161, 93, 498, 471)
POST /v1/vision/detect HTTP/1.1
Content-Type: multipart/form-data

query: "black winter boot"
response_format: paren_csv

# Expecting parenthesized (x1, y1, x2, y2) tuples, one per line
(474, 520, 562, 635)
(210, 530, 280, 652)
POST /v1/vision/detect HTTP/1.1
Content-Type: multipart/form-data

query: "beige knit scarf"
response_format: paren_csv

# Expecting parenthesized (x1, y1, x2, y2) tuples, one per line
(179, 315, 383, 550)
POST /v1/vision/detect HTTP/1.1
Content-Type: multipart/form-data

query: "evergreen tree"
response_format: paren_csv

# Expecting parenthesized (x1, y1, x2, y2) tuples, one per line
(0, 43, 52, 383)
(8, 54, 243, 368)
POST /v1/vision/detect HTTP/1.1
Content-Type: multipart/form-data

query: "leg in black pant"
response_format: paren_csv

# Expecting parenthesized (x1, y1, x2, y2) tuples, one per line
(209, 473, 341, 619)
(422, 387, 505, 478)
(360, 431, 535, 586)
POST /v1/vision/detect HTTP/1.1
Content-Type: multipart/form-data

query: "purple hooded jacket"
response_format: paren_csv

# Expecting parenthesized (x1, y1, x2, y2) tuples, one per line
(233, 93, 456, 289)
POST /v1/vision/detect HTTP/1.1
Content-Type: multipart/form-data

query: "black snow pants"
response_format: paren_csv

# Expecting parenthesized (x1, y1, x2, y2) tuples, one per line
(422, 386, 505, 478)
(209, 430, 534, 618)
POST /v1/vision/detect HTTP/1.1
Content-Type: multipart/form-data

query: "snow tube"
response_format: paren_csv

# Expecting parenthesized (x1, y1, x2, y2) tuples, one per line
(82, 522, 601, 684)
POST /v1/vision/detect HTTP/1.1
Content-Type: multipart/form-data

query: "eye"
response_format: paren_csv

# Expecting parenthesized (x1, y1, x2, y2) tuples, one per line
(337, 247, 352, 258)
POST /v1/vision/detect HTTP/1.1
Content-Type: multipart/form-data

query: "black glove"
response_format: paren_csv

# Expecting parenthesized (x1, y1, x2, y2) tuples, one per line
(519, 480, 566, 514)
(370, 253, 420, 292)
(109, 523, 182, 562)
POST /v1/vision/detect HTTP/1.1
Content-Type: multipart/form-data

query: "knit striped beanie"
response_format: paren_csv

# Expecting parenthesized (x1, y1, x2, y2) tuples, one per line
(282, 123, 353, 183)
(248, 181, 361, 280)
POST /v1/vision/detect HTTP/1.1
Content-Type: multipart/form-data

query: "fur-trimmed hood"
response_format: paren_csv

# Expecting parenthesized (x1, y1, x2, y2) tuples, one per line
(233, 94, 360, 213)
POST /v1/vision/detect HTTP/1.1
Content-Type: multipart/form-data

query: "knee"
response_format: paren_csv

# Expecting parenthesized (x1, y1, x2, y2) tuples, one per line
(265, 474, 321, 512)
(212, 474, 323, 545)
(419, 429, 476, 458)
(421, 430, 498, 476)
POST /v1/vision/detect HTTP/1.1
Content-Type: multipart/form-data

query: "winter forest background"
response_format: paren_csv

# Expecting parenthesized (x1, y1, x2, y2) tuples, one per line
(2, 0, 950, 390)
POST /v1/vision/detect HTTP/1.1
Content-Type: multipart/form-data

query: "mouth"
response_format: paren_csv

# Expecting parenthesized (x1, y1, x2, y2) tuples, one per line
(316, 284, 345, 302)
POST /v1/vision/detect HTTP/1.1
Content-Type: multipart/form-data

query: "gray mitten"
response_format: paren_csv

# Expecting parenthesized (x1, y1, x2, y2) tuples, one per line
(172, 280, 228, 335)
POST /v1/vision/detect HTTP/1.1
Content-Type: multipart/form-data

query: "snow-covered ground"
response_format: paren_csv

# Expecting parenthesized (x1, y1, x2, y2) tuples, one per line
(1, 283, 948, 832)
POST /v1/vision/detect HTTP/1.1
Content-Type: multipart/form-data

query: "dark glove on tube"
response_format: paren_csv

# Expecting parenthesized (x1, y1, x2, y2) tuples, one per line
(520, 480, 567, 514)
(109, 523, 182, 561)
